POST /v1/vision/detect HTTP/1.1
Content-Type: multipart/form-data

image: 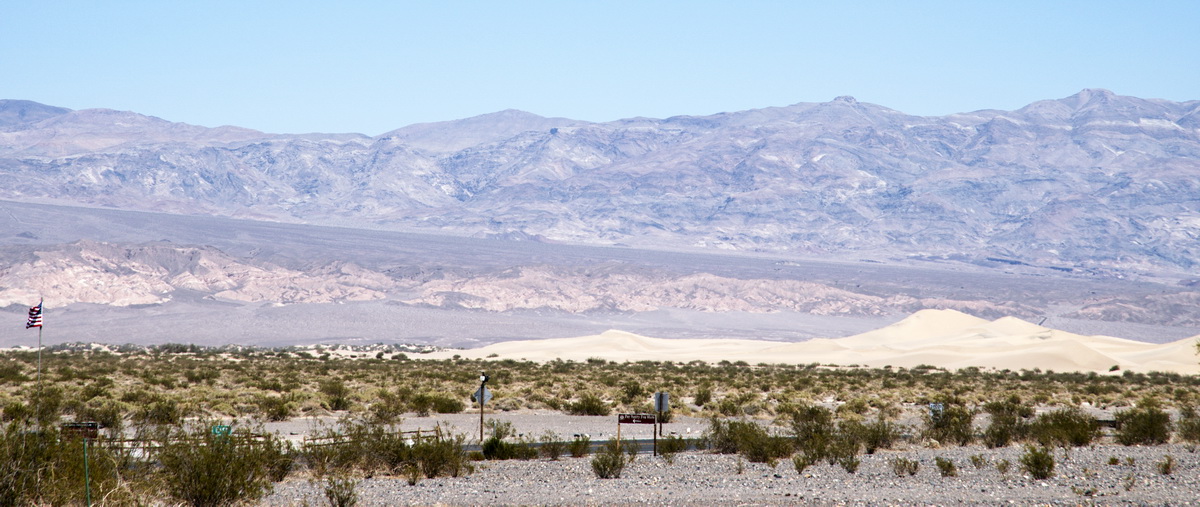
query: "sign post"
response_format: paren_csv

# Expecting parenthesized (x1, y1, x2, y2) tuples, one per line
(617, 413, 657, 455)
(477, 372, 490, 443)
(62, 422, 98, 506)
(653, 392, 669, 437)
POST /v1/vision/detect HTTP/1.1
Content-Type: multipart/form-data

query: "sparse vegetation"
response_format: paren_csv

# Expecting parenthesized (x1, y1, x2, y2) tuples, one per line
(1027, 406, 1101, 447)
(891, 457, 920, 476)
(1020, 445, 1055, 480)
(1157, 455, 1175, 475)
(591, 439, 627, 478)
(1, 344, 1199, 503)
(935, 456, 958, 477)
(1115, 400, 1172, 446)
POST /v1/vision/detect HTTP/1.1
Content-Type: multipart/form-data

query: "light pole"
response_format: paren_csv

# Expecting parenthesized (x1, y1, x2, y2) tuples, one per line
(479, 372, 489, 443)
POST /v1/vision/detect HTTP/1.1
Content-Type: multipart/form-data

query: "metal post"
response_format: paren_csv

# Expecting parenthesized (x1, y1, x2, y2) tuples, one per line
(478, 372, 489, 443)
(36, 326, 43, 414)
(652, 412, 658, 456)
(83, 437, 92, 507)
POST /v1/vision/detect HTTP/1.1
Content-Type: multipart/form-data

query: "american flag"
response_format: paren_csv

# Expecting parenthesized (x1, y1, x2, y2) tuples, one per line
(26, 300, 42, 329)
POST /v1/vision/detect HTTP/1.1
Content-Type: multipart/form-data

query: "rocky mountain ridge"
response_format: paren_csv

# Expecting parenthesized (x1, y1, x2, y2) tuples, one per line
(1, 90, 1197, 273)
(0, 240, 394, 307)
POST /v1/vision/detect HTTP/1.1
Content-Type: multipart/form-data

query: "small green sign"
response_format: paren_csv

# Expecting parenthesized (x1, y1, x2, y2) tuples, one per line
(211, 425, 232, 436)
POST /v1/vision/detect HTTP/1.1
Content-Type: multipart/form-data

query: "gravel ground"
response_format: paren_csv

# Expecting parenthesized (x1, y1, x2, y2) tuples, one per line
(261, 440, 1200, 506)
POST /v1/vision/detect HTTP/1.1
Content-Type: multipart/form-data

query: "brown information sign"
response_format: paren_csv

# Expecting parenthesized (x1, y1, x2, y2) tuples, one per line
(618, 413, 656, 424)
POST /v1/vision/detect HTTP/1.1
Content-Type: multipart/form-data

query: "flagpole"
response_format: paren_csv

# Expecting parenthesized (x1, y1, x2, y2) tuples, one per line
(37, 324, 43, 399)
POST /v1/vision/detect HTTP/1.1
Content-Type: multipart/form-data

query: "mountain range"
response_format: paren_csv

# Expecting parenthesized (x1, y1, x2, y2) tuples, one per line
(2, 90, 1198, 271)
(0, 91, 1198, 347)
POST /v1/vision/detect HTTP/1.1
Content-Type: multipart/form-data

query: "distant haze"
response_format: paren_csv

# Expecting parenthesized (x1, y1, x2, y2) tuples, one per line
(0, 92, 1198, 348)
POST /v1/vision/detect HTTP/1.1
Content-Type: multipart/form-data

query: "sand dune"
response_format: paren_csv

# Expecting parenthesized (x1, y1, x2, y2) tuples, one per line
(424, 309, 1200, 374)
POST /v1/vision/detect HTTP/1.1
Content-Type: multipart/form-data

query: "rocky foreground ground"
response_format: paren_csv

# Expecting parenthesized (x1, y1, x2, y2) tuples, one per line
(262, 442, 1198, 506)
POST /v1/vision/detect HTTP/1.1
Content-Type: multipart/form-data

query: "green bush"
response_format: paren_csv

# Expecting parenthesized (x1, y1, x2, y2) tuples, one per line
(1020, 445, 1055, 479)
(839, 416, 900, 455)
(1115, 403, 1171, 446)
(481, 435, 537, 460)
(155, 422, 287, 507)
(996, 458, 1011, 475)
(302, 421, 467, 479)
(568, 434, 591, 457)
(935, 457, 957, 477)
(1157, 454, 1175, 475)
(792, 453, 816, 474)
(137, 396, 183, 426)
(982, 396, 1032, 448)
(922, 401, 975, 446)
(321, 474, 359, 507)
(891, 457, 919, 476)
(591, 439, 626, 479)
(320, 380, 352, 411)
(784, 404, 835, 460)
(658, 434, 688, 455)
(257, 395, 293, 422)
(429, 394, 465, 414)
(1176, 406, 1200, 445)
(540, 430, 566, 460)
(567, 394, 611, 416)
(0, 422, 134, 506)
(1027, 407, 1100, 447)
(703, 418, 792, 464)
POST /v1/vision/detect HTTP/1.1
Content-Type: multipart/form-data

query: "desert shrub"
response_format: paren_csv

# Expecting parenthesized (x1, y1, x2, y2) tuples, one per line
(982, 395, 1032, 448)
(659, 434, 687, 464)
(29, 386, 65, 427)
(567, 434, 592, 458)
(320, 380, 352, 411)
(792, 453, 816, 474)
(75, 398, 126, 434)
(481, 435, 537, 460)
(1115, 403, 1171, 446)
(784, 404, 835, 460)
(137, 396, 183, 426)
(567, 394, 611, 416)
(1020, 445, 1055, 479)
(591, 439, 626, 479)
(694, 386, 713, 407)
(922, 400, 975, 446)
(0, 422, 134, 506)
(427, 394, 463, 413)
(834, 449, 860, 473)
(935, 456, 957, 477)
(1027, 407, 1100, 447)
(623, 437, 639, 462)
(703, 418, 792, 464)
(892, 457, 920, 476)
(995, 458, 1011, 475)
(1157, 455, 1175, 475)
(155, 422, 287, 507)
(540, 430, 566, 460)
(412, 433, 470, 478)
(840, 416, 900, 454)
(969, 453, 987, 469)
(321, 474, 359, 507)
(1, 400, 27, 422)
(257, 395, 293, 422)
(370, 389, 406, 424)
(1177, 406, 1200, 446)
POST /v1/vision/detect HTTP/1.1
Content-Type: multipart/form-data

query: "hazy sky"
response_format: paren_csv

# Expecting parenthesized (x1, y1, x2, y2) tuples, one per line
(4, 1, 1197, 135)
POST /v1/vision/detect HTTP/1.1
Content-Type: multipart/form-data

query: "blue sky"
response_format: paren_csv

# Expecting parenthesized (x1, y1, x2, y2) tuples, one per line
(3, 1, 1197, 135)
